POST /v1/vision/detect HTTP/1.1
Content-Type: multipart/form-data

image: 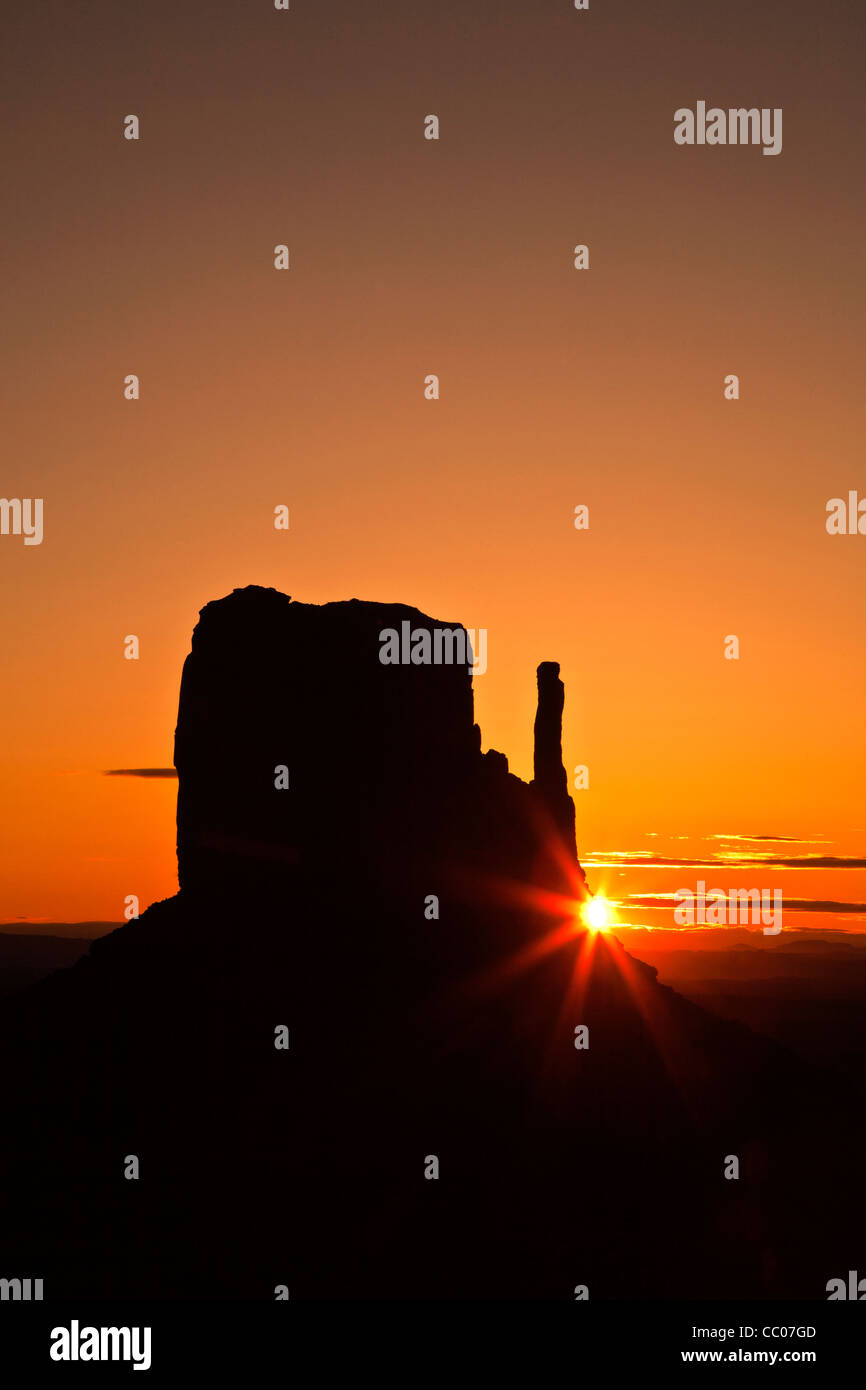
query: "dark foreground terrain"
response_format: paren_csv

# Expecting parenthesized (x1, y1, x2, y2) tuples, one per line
(1, 589, 862, 1300)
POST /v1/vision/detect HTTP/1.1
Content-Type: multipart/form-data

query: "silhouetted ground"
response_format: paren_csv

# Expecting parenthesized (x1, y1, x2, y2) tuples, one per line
(1, 589, 863, 1300)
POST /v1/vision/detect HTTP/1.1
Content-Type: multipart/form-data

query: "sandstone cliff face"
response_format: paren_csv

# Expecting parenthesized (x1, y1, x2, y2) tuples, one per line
(173, 586, 584, 901)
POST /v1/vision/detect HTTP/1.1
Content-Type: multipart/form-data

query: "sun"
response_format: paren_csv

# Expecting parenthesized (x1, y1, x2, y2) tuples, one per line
(583, 896, 612, 931)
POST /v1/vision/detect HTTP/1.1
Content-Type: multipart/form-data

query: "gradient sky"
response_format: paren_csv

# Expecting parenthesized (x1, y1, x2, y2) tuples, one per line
(2, 0, 864, 928)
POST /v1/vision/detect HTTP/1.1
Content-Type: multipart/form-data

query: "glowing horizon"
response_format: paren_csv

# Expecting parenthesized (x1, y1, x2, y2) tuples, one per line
(1, 2, 864, 930)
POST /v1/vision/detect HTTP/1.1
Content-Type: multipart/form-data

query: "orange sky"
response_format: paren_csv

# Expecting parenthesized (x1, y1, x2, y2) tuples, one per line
(2, 0, 864, 929)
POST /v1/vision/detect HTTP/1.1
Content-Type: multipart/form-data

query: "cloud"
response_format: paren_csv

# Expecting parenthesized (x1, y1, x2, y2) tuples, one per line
(621, 893, 866, 914)
(705, 833, 828, 844)
(103, 768, 177, 778)
(783, 900, 866, 913)
(583, 851, 866, 870)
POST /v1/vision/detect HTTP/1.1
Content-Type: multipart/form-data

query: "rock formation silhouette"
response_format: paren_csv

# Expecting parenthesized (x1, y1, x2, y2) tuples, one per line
(175, 589, 585, 906)
(0, 587, 862, 1300)
(531, 659, 579, 873)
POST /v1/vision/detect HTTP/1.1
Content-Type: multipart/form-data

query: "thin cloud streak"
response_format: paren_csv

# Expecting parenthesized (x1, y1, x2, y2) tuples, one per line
(621, 894, 866, 914)
(705, 833, 830, 844)
(583, 851, 866, 870)
(103, 768, 178, 779)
